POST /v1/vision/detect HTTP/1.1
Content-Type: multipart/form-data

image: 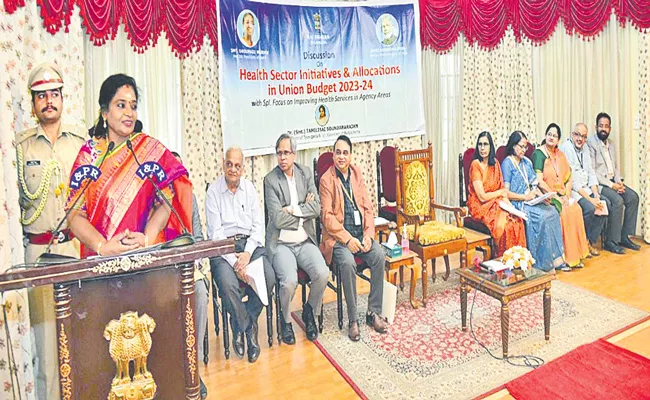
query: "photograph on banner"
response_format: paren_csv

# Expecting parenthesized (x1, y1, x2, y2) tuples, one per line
(218, 0, 425, 155)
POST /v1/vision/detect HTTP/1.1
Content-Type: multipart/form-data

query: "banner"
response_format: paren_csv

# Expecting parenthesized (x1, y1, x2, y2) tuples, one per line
(218, 0, 424, 155)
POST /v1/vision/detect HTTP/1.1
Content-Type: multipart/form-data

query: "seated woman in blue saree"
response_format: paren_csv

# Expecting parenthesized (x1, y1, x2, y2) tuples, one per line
(501, 131, 566, 272)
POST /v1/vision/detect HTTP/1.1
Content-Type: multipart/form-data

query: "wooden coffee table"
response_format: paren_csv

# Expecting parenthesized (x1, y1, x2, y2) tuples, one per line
(457, 268, 555, 358)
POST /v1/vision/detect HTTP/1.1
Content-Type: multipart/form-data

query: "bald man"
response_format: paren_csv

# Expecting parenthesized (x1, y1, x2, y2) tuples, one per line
(205, 147, 275, 363)
(559, 123, 611, 255)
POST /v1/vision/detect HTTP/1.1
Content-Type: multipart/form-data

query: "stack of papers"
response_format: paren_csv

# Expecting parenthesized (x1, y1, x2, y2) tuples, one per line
(524, 192, 555, 206)
(499, 201, 528, 221)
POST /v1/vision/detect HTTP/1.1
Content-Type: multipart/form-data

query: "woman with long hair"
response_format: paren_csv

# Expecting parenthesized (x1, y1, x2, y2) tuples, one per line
(467, 131, 526, 256)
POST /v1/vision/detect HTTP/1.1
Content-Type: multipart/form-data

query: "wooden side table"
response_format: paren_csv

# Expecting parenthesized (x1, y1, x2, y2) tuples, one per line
(457, 268, 554, 358)
(385, 253, 420, 308)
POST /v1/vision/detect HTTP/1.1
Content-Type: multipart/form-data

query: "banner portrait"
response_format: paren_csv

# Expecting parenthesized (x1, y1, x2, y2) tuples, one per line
(218, 0, 425, 155)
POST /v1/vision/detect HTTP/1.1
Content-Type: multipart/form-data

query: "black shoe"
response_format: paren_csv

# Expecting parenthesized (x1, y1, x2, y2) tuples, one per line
(199, 378, 208, 399)
(245, 321, 260, 363)
(281, 321, 296, 345)
(302, 303, 318, 341)
(233, 329, 245, 358)
(620, 237, 641, 251)
(604, 241, 625, 255)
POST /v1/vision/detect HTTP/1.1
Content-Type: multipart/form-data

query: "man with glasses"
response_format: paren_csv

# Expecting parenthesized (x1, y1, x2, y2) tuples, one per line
(587, 112, 641, 253)
(319, 135, 387, 341)
(264, 134, 328, 344)
(560, 123, 610, 256)
(205, 146, 275, 363)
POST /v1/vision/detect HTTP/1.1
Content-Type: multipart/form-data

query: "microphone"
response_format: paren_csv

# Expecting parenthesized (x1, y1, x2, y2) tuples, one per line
(37, 141, 115, 264)
(125, 139, 194, 249)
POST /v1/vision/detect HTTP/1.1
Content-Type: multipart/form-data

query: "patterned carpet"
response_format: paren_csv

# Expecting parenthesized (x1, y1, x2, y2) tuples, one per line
(297, 274, 649, 400)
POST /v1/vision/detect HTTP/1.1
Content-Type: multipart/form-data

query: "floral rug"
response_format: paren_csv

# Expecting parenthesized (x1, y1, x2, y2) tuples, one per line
(294, 274, 649, 400)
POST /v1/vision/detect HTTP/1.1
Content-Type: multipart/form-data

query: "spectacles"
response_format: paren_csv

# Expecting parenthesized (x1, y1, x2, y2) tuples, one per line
(572, 132, 588, 139)
(276, 150, 294, 158)
(516, 143, 528, 150)
(546, 133, 559, 139)
(225, 161, 242, 172)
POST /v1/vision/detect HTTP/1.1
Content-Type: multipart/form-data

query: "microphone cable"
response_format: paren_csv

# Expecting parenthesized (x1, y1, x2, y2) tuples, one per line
(468, 276, 545, 369)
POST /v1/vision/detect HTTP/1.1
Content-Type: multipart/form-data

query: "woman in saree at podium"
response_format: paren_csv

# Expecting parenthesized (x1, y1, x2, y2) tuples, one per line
(66, 74, 192, 258)
(501, 131, 566, 272)
(467, 131, 526, 257)
(532, 123, 589, 270)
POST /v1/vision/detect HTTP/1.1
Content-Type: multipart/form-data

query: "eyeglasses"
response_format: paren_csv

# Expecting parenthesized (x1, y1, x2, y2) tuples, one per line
(546, 133, 559, 139)
(516, 143, 528, 150)
(572, 132, 588, 139)
(225, 161, 242, 172)
(276, 150, 294, 158)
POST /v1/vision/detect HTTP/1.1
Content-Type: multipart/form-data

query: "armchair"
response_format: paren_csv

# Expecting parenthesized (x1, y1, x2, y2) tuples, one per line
(395, 144, 467, 306)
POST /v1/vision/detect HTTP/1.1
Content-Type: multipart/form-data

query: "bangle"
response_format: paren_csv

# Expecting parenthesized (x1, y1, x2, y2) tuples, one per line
(97, 240, 106, 256)
(144, 235, 149, 248)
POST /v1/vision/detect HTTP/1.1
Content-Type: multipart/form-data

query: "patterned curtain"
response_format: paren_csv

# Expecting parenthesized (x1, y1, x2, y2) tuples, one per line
(0, 0, 85, 397)
(640, 33, 650, 243)
(179, 37, 223, 230)
(461, 29, 536, 149)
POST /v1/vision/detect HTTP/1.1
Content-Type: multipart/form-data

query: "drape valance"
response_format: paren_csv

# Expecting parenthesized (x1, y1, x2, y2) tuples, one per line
(421, 0, 650, 52)
(3, 0, 650, 56)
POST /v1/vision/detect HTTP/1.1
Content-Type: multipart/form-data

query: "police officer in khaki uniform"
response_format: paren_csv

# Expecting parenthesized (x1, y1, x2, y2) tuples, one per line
(16, 63, 85, 400)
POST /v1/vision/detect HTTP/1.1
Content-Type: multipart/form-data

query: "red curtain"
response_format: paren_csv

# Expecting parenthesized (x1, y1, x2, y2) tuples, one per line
(420, 0, 650, 51)
(3, 0, 650, 56)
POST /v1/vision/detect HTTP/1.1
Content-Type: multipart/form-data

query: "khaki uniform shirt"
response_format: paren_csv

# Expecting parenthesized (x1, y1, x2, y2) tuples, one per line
(17, 123, 85, 261)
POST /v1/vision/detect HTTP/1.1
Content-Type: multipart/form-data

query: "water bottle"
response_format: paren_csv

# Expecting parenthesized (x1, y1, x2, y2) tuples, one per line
(401, 224, 409, 255)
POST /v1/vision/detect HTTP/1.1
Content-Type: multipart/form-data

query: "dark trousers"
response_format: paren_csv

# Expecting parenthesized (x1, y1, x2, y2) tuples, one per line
(210, 246, 275, 333)
(600, 185, 639, 243)
(578, 195, 609, 244)
(332, 241, 384, 323)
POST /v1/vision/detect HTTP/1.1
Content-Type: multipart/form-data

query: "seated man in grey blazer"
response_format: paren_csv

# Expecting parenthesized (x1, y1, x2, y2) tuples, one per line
(587, 112, 640, 253)
(264, 134, 329, 344)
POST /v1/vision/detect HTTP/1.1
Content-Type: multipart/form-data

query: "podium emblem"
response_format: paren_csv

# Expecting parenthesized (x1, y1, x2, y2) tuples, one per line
(104, 311, 157, 400)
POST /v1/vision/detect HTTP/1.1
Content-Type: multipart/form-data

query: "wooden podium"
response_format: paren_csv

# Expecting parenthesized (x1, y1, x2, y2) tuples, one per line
(0, 239, 234, 400)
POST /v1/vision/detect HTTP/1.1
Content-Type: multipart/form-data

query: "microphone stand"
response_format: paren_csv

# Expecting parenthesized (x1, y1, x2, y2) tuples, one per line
(36, 141, 116, 265)
(126, 139, 194, 249)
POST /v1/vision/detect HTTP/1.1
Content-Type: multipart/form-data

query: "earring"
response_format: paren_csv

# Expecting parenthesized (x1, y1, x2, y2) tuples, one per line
(103, 119, 107, 129)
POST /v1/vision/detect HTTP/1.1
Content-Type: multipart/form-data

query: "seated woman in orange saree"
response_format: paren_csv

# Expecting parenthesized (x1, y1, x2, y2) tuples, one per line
(467, 132, 526, 256)
(532, 123, 589, 269)
(66, 74, 192, 258)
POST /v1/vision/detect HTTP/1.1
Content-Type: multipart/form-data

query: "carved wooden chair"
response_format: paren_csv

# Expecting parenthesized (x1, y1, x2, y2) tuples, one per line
(395, 144, 467, 305)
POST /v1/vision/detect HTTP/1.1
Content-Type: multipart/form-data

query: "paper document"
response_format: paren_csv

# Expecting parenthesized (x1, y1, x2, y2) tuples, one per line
(374, 216, 390, 227)
(481, 259, 509, 273)
(499, 200, 528, 221)
(594, 200, 609, 216)
(246, 257, 268, 306)
(381, 280, 398, 324)
(524, 192, 555, 206)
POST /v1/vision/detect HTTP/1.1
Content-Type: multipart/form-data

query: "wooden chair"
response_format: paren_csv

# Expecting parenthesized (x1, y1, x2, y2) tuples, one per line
(210, 277, 276, 359)
(495, 145, 507, 164)
(376, 146, 397, 223)
(395, 144, 467, 306)
(314, 152, 369, 330)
